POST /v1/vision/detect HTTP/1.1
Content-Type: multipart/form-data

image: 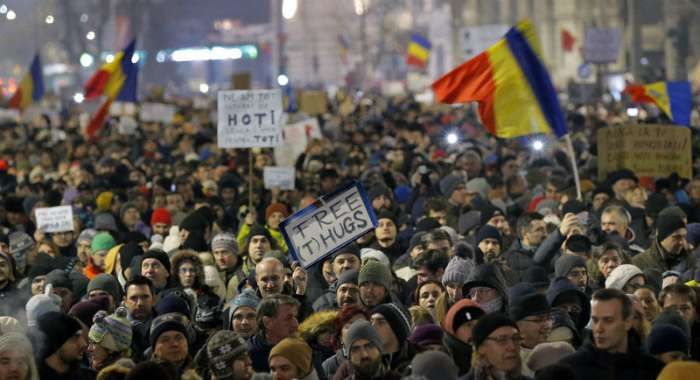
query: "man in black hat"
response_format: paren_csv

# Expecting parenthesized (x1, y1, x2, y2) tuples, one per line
(469, 313, 529, 380)
(35, 311, 95, 380)
(509, 290, 553, 377)
(139, 250, 171, 294)
(311, 244, 362, 311)
(475, 226, 518, 286)
(607, 169, 638, 201)
(633, 213, 695, 273)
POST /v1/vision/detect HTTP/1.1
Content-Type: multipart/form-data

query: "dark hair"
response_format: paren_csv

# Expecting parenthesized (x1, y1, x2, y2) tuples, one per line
(516, 212, 544, 237)
(124, 275, 154, 296)
(412, 249, 449, 272)
(659, 283, 697, 307)
(424, 197, 448, 214)
(592, 288, 633, 319)
(426, 229, 452, 245)
(256, 294, 300, 332)
(592, 242, 630, 263)
(547, 175, 569, 192)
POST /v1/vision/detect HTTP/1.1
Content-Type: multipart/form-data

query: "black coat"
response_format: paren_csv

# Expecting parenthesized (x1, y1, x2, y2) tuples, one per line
(559, 334, 664, 380)
(443, 333, 473, 376)
(248, 332, 275, 373)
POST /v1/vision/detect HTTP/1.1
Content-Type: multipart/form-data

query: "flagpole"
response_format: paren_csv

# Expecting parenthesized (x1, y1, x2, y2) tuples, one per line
(563, 133, 582, 201)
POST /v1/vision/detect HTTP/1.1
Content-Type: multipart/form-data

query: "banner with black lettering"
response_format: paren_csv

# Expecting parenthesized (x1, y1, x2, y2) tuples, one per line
(280, 181, 378, 268)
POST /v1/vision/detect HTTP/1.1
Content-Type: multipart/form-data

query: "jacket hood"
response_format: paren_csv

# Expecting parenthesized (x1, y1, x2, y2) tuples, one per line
(462, 264, 509, 306)
(547, 277, 591, 331)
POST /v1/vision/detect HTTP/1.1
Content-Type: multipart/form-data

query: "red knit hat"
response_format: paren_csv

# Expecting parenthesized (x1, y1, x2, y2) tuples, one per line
(265, 203, 289, 220)
(150, 208, 172, 226)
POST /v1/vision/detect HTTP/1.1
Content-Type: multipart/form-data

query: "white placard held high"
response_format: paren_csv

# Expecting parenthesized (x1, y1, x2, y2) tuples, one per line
(263, 166, 295, 190)
(35, 206, 74, 233)
(217, 89, 283, 148)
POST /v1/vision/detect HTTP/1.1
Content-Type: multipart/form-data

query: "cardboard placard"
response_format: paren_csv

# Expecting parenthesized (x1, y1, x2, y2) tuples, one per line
(597, 124, 692, 179)
(584, 27, 621, 63)
(217, 89, 283, 148)
(35, 206, 74, 233)
(140, 103, 176, 123)
(299, 91, 328, 115)
(281, 182, 377, 268)
(263, 166, 295, 190)
(273, 118, 322, 166)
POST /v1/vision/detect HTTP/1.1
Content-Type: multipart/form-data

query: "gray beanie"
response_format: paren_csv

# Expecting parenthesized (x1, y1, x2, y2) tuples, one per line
(343, 320, 384, 357)
(526, 341, 575, 372)
(554, 255, 587, 278)
(26, 285, 62, 327)
(337, 269, 359, 288)
(87, 274, 122, 301)
(411, 351, 458, 380)
(77, 228, 98, 244)
(605, 264, 644, 290)
(439, 174, 466, 197)
(227, 288, 260, 322)
(358, 260, 392, 291)
(442, 256, 471, 286)
(211, 232, 238, 254)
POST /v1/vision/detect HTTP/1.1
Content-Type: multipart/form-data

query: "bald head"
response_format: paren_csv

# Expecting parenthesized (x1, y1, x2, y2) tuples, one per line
(256, 257, 285, 297)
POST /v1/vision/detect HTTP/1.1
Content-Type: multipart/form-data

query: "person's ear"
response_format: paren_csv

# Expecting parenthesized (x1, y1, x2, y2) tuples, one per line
(623, 315, 633, 332)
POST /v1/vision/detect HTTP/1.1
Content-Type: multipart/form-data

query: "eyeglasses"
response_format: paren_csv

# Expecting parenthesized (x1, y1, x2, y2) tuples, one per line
(485, 334, 523, 346)
(556, 304, 582, 314)
(521, 314, 553, 324)
(468, 287, 496, 298)
(665, 304, 693, 314)
(567, 270, 587, 278)
(179, 267, 196, 274)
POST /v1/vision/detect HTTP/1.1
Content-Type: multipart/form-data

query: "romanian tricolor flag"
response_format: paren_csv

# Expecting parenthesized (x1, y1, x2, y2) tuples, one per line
(84, 39, 137, 139)
(432, 20, 567, 139)
(406, 34, 431, 69)
(9, 54, 44, 112)
(625, 81, 692, 126)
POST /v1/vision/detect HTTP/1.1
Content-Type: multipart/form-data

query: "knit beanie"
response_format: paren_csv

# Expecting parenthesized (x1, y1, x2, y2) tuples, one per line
(247, 225, 273, 242)
(330, 243, 361, 262)
(526, 342, 575, 372)
(408, 324, 444, 348)
(89, 307, 133, 353)
(646, 324, 689, 355)
(9, 231, 33, 273)
(657, 361, 700, 380)
(653, 309, 691, 337)
(269, 338, 313, 376)
(87, 273, 121, 301)
(370, 303, 412, 343)
(227, 288, 260, 321)
(466, 178, 491, 198)
(37, 311, 83, 358)
(155, 294, 192, 318)
(442, 256, 471, 286)
(336, 269, 359, 288)
(91, 232, 116, 253)
(554, 255, 587, 278)
(440, 174, 466, 197)
(360, 248, 391, 268)
(207, 330, 249, 379)
(605, 264, 644, 290)
(656, 214, 686, 242)
(358, 260, 392, 291)
(150, 208, 172, 226)
(265, 203, 289, 220)
(410, 351, 458, 380)
(119, 202, 139, 221)
(46, 269, 71, 290)
(69, 298, 110, 327)
(94, 213, 118, 232)
(442, 299, 485, 335)
(26, 285, 62, 327)
(479, 205, 504, 226)
(141, 249, 171, 273)
(343, 320, 384, 356)
(471, 312, 518, 348)
(509, 292, 552, 322)
(77, 228, 98, 244)
(96, 192, 114, 212)
(476, 225, 502, 245)
(211, 232, 238, 254)
(149, 312, 190, 347)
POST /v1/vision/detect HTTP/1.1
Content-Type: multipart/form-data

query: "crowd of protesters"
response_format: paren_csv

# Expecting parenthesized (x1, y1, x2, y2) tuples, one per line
(0, 90, 699, 380)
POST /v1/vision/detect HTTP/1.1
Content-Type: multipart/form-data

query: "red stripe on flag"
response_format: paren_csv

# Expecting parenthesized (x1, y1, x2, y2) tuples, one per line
(8, 89, 22, 110)
(86, 98, 113, 141)
(84, 70, 112, 100)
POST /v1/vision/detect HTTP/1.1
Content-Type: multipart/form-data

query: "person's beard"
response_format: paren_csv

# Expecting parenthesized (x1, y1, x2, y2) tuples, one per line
(355, 357, 382, 379)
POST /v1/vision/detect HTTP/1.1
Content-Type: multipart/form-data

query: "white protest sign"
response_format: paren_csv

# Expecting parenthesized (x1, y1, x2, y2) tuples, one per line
(273, 118, 322, 166)
(263, 166, 295, 190)
(281, 182, 377, 268)
(217, 89, 283, 148)
(139, 103, 176, 123)
(35, 206, 74, 233)
(584, 27, 621, 63)
(460, 24, 509, 60)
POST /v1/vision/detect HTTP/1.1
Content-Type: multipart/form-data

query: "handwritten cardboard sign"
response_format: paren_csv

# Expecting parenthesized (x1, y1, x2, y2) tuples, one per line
(217, 90, 283, 148)
(597, 124, 692, 179)
(35, 206, 74, 233)
(263, 166, 295, 190)
(281, 182, 377, 268)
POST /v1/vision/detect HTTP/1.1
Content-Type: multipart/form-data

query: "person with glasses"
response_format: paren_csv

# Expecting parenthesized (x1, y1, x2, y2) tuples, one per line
(560, 288, 664, 380)
(554, 254, 590, 296)
(509, 286, 552, 377)
(463, 264, 509, 314)
(170, 250, 212, 301)
(605, 264, 646, 293)
(546, 277, 591, 336)
(469, 313, 529, 380)
(658, 283, 699, 360)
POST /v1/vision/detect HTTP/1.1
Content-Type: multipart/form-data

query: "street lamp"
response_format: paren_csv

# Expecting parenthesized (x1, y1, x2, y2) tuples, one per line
(86, 31, 96, 40)
(6, 10, 15, 20)
(282, 0, 297, 20)
(45, 15, 54, 24)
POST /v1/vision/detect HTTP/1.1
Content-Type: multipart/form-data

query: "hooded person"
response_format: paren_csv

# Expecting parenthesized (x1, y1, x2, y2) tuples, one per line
(87, 307, 133, 371)
(462, 264, 509, 314)
(546, 277, 591, 335)
(298, 310, 338, 376)
(0, 250, 27, 321)
(269, 337, 319, 380)
(441, 299, 485, 376)
(34, 311, 95, 380)
(369, 303, 413, 374)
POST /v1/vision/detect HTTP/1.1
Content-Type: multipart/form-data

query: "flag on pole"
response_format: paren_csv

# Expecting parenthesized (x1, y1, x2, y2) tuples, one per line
(431, 20, 567, 139)
(561, 28, 576, 52)
(625, 81, 693, 126)
(84, 39, 138, 139)
(406, 34, 431, 69)
(9, 54, 44, 111)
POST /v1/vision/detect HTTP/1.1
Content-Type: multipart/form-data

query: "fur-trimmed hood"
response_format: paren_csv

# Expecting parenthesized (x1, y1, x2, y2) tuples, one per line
(170, 249, 205, 289)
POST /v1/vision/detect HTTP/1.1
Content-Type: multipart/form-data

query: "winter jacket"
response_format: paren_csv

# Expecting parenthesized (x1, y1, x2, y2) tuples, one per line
(532, 228, 567, 272)
(443, 333, 473, 376)
(546, 277, 591, 334)
(0, 282, 28, 322)
(559, 333, 664, 380)
(503, 239, 539, 279)
(312, 284, 338, 312)
(322, 350, 346, 380)
(248, 332, 275, 373)
(632, 237, 696, 274)
(38, 363, 96, 380)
